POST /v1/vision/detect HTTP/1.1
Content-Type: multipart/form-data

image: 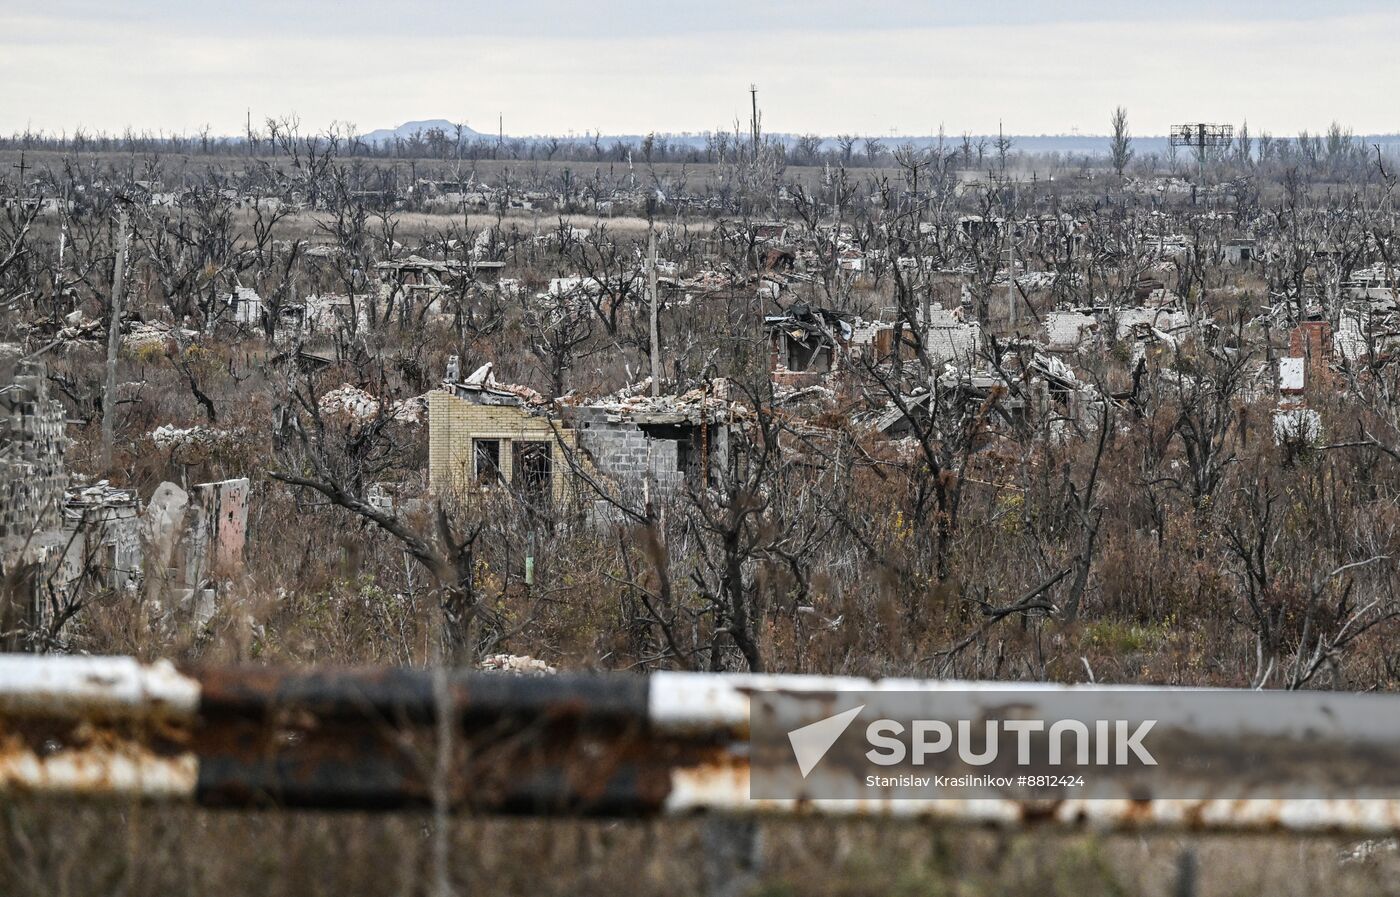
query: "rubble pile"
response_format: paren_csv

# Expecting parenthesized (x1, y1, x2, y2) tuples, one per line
(477, 654, 557, 675)
(585, 377, 741, 419)
(318, 384, 383, 420)
(319, 384, 432, 423)
(150, 423, 239, 453)
(16, 312, 103, 347)
(125, 321, 199, 350)
(63, 479, 139, 520)
(450, 363, 546, 407)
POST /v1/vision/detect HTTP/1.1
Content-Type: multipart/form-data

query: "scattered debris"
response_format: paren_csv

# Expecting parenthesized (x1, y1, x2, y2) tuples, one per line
(150, 423, 237, 453)
(477, 654, 557, 675)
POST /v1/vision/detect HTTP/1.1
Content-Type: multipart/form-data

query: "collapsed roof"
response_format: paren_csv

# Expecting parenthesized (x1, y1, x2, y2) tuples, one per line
(446, 363, 547, 407)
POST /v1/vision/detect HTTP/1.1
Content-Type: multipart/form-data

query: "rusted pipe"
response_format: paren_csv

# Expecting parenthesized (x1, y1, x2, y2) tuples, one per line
(0, 657, 1398, 835)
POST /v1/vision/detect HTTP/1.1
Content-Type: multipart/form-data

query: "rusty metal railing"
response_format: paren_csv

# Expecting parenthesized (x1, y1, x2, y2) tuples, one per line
(2, 655, 1399, 834)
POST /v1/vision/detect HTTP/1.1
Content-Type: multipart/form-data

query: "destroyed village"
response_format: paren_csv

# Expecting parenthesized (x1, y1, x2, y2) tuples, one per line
(11, 61, 1400, 894)
(9, 116, 1398, 689)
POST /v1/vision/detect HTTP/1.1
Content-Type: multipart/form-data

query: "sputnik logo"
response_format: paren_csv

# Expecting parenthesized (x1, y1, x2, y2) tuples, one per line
(787, 705, 865, 778)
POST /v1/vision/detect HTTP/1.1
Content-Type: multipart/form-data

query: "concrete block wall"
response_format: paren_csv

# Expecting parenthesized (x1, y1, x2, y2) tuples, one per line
(569, 407, 684, 499)
(0, 370, 68, 545)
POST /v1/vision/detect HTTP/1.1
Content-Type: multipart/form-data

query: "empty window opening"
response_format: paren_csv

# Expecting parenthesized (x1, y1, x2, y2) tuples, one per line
(474, 439, 501, 485)
(512, 441, 552, 502)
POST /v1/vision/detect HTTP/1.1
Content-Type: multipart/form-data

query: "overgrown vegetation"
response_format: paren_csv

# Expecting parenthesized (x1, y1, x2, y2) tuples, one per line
(4, 114, 1400, 892)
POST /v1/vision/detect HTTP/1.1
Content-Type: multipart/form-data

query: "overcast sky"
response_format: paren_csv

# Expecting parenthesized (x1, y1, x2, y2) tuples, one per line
(3, 1, 1399, 138)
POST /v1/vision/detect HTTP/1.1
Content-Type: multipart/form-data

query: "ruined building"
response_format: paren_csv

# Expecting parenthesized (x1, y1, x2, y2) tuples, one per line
(1, 363, 250, 644)
(0, 364, 69, 573)
(428, 363, 733, 508)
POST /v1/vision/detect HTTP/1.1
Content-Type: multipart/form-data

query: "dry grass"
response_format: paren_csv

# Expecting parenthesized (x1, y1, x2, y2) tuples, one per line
(2, 801, 1398, 897)
(248, 209, 689, 245)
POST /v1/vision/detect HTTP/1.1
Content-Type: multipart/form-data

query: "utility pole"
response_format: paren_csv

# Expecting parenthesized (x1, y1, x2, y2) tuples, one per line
(55, 222, 66, 295)
(648, 229, 661, 397)
(1008, 222, 1017, 331)
(101, 205, 131, 473)
(12, 153, 28, 199)
(1002, 166, 1017, 332)
(749, 84, 759, 157)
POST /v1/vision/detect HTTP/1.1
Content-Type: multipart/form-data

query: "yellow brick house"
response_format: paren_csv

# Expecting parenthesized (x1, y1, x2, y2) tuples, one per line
(427, 389, 582, 502)
(428, 361, 734, 508)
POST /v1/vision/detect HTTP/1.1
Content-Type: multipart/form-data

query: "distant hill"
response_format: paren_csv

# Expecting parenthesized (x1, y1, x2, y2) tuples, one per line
(359, 119, 481, 145)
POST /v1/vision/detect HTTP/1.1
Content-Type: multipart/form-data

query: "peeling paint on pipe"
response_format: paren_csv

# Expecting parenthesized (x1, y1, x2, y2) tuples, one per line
(0, 655, 199, 718)
(0, 656, 1397, 835)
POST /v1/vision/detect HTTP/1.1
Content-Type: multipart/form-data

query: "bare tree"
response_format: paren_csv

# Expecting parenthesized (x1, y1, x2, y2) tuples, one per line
(521, 286, 596, 399)
(1109, 106, 1134, 182)
(272, 377, 487, 663)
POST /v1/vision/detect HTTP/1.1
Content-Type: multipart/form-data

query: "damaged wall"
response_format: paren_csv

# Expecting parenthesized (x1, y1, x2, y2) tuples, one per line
(428, 389, 728, 507)
(428, 391, 582, 500)
(0, 366, 68, 550)
(568, 407, 685, 498)
(60, 483, 142, 592)
(0, 367, 72, 645)
(188, 478, 250, 581)
(141, 478, 249, 615)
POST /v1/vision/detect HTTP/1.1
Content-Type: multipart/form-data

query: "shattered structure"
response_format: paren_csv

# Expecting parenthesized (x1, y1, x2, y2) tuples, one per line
(0, 362, 250, 643)
(141, 478, 251, 622)
(59, 481, 142, 592)
(0, 365, 69, 573)
(429, 363, 734, 507)
(764, 303, 851, 385)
